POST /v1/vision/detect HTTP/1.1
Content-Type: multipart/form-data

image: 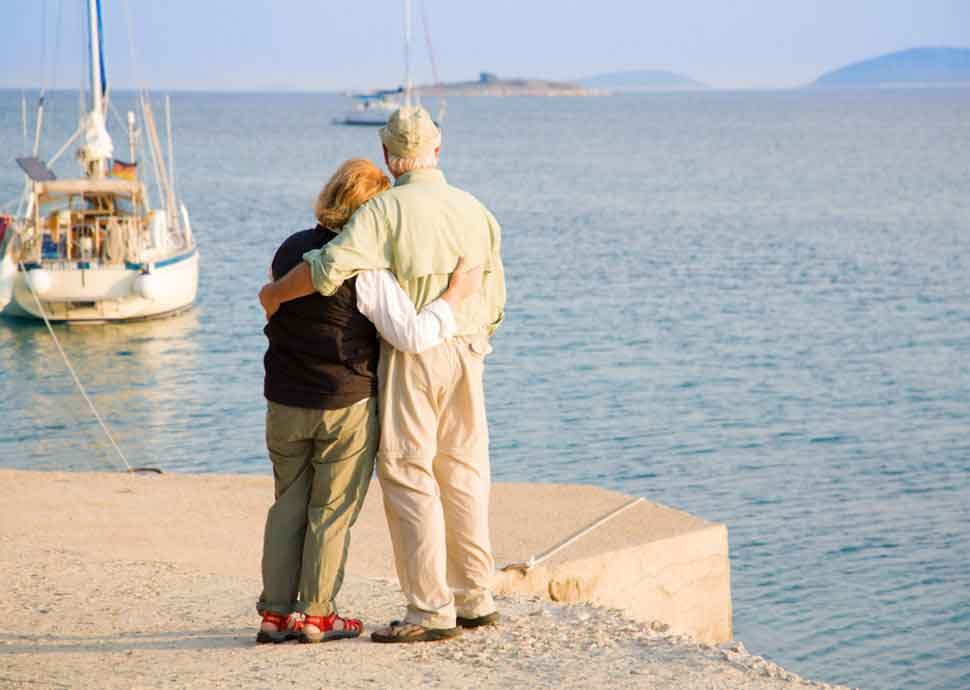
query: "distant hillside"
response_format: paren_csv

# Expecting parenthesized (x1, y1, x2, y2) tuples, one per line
(815, 46, 970, 86)
(579, 69, 706, 92)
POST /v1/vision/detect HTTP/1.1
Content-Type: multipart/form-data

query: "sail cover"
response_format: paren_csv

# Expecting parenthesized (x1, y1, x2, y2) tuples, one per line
(97, 0, 107, 96)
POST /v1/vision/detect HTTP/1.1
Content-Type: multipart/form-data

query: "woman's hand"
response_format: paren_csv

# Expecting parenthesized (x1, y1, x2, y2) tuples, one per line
(259, 283, 281, 320)
(441, 256, 483, 307)
(258, 262, 316, 320)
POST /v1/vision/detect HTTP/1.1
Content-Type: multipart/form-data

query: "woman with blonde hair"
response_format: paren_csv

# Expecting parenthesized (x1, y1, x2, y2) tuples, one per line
(257, 158, 480, 644)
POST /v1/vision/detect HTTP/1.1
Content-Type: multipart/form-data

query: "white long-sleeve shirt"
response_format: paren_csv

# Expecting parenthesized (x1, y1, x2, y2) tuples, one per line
(355, 269, 456, 353)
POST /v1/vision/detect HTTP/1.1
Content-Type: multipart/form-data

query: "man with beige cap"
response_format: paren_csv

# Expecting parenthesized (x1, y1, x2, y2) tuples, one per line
(259, 105, 506, 643)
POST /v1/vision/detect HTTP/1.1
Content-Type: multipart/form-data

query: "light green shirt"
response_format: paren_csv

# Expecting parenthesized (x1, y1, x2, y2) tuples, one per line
(303, 168, 506, 337)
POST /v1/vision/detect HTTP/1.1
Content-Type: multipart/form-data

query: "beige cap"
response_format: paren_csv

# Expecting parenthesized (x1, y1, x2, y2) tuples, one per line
(379, 106, 441, 158)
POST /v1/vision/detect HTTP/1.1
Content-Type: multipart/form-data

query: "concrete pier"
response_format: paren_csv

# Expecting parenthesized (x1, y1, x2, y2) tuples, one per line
(488, 484, 732, 644)
(0, 469, 732, 643)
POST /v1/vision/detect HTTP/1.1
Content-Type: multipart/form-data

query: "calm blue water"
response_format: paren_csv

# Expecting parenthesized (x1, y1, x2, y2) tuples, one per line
(2, 89, 969, 690)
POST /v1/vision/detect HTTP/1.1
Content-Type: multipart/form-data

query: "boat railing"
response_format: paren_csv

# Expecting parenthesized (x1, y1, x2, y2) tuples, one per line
(20, 215, 154, 266)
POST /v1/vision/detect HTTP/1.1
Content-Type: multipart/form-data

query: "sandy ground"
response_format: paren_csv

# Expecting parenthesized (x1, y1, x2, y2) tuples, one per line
(0, 471, 854, 689)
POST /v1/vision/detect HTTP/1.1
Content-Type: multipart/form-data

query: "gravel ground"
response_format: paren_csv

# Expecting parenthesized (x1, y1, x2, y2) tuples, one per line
(0, 544, 855, 690)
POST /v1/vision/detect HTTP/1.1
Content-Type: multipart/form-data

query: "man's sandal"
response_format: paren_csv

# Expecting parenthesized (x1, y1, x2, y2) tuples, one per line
(370, 620, 462, 643)
(456, 611, 500, 628)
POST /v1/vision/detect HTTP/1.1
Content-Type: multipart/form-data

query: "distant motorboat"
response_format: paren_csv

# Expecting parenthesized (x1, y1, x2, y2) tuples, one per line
(1, 0, 198, 323)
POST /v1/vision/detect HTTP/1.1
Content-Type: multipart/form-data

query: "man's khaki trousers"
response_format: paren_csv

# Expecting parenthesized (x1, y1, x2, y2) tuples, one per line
(258, 398, 377, 617)
(377, 336, 496, 629)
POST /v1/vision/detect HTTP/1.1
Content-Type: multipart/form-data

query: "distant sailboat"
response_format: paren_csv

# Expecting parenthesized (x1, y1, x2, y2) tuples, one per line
(0, 0, 199, 322)
(334, 0, 444, 127)
(335, 88, 405, 127)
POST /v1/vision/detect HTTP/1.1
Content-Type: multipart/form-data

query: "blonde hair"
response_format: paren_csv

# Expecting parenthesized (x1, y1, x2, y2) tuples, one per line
(314, 158, 391, 229)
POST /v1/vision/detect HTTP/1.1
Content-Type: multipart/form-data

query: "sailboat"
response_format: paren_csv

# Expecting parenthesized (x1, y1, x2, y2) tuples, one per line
(0, 0, 199, 323)
(335, 87, 404, 127)
(334, 0, 444, 127)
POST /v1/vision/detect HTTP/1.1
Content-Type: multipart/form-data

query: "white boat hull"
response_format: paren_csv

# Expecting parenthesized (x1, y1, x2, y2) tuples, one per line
(336, 111, 392, 126)
(0, 249, 198, 322)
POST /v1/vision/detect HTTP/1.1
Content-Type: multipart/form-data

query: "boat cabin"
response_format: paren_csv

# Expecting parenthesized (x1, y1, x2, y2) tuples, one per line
(23, 179, 171, 266)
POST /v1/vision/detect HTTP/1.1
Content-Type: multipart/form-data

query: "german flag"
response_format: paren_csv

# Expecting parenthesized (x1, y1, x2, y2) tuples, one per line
(110, 159, 138, 181)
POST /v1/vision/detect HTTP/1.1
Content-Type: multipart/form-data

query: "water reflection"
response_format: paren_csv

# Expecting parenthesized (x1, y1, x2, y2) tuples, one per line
(0, 311, 203, 471)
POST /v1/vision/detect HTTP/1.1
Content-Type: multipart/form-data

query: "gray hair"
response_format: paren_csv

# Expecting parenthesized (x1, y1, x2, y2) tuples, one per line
(386, 151, 439, 177)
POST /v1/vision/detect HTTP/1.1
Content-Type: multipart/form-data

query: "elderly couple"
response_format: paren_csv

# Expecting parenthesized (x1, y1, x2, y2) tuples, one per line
(256, 106, 506, 644)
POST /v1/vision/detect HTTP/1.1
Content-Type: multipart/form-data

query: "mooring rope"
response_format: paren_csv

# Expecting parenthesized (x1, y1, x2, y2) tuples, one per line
(502, 496, 645, 572)
(19, 262, 134, 473)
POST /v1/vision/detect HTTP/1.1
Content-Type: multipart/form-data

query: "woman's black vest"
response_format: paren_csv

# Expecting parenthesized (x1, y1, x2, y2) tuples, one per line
(263, 225, 378, 409)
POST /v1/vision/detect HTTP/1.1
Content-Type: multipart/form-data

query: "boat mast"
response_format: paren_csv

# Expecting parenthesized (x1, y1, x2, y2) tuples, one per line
(85, 0, 109, 178)
(21, 92, 28, 153)
(404, 0, 412, 107)
(127, 111, 137, 162)
(87, 0, 104, 123)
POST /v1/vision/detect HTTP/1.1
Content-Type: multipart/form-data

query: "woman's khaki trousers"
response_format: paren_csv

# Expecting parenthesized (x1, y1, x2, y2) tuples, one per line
(258, 397, 377, 617)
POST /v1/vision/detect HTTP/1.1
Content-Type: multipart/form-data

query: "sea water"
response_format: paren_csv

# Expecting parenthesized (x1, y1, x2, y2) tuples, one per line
(1, 88, 968, 690)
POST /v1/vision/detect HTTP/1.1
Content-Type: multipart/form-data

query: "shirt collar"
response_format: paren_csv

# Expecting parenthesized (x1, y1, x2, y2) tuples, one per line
(394, 168, 446, 187)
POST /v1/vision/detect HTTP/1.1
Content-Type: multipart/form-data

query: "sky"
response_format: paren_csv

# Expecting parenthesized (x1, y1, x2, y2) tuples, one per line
(2, 0, 970, 92)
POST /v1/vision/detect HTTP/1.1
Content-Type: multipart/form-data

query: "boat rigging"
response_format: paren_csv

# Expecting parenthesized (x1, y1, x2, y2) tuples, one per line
(333, 0, 445, 127)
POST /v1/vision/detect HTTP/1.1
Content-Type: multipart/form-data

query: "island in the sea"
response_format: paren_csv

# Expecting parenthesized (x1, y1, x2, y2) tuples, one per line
(409, 69, 705, 96)
(413, 72, 593, 96)
(814, 46, 970, 87)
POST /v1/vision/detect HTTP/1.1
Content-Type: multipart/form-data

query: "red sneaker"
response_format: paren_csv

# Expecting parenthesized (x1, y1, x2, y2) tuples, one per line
(300, 611, 363, 643)
(256, 611, 305, 644)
